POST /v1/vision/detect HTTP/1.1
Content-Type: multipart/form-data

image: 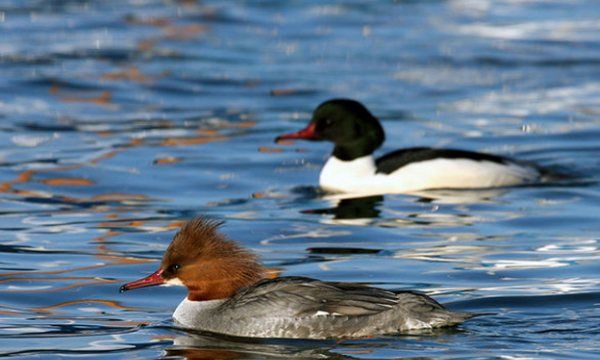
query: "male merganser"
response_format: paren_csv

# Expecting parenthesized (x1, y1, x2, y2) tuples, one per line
(275, 99, 542, 194)
(120, 217, 475, 339)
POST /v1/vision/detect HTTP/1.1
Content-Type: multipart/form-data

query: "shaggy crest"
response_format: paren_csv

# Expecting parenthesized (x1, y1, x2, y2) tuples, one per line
(122, 216, 267, 301)
(162, 217, 255, 266)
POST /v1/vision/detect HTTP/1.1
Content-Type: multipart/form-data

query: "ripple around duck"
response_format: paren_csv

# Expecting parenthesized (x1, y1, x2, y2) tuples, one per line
(0, 0, 599, 358)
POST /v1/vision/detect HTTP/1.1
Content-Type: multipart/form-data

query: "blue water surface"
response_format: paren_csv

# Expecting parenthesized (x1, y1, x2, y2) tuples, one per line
(0, 0, 599, 358)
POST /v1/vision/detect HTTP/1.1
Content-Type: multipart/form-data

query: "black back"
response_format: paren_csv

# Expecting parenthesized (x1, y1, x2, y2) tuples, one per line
(375, 147, 511, 174)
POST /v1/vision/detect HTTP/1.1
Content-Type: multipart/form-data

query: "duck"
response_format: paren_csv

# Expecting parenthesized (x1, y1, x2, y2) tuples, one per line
(120, 217, 475, 339)
(275, 99, 543, 194)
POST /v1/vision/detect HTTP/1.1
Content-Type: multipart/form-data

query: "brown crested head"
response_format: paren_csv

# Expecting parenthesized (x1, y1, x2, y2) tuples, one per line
(120, 217, 266, 301)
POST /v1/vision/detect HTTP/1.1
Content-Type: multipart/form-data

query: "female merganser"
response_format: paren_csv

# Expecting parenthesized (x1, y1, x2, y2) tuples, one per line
(275, 99, 542, 194)
(121, 217, 475, 339)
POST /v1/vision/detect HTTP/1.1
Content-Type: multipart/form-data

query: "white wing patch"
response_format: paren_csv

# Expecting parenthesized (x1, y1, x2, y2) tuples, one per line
(314, 310, 343, 317)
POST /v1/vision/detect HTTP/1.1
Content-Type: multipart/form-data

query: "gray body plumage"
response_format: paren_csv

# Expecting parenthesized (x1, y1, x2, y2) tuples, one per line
(173, 276, 473, 339)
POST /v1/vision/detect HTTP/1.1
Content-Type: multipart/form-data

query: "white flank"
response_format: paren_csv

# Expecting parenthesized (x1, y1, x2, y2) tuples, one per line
(319, 155, 540, 195)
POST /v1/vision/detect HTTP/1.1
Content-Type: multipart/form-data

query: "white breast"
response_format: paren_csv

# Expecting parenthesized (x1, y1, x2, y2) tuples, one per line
(173, 297, 224, 329)
(319, 155, 377, 193)
(318, 155, 540, 195)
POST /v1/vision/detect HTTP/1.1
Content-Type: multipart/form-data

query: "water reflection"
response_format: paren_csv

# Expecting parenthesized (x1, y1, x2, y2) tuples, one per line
(303, 195, 383, 220)
(165, 324, 476, 360)
(410, 188, 508, 204)
(301, 188, 509, 227)
(168, 331, 349, 360)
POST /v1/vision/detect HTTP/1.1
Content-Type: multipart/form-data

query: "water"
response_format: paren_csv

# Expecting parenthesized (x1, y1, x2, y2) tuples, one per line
(0, 0, 599, 358)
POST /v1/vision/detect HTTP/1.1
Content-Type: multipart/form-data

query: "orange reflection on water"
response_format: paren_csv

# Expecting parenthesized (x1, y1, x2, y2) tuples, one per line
(153, 156, 183, 165)
(163, 24, 208, 40)
(258, 146, 284, 153)
(0, 169, 36, 193)
(137, 38, 158, 52)
(102, 66, 156, 84)
(60, 91, 114, 107)
(0, 309, 22, 316)
(161, 134, 229, 147)
(270, 88, 301, 96)
(14, 169, 35, 183)
(34, 299, 130, 313)
(30, 299, 150, 322)
(41, 178, 95, 186)
(225, 120, 256, 129)
(165, 220, 187, 230)
(91, 193, 149, 203)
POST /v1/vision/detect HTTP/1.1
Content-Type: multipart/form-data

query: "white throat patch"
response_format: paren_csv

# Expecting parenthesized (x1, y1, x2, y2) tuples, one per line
(164, 277, 185, 287)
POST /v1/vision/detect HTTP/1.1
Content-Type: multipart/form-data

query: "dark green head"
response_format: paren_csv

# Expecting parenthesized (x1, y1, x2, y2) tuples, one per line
(276, 99, 385, 160)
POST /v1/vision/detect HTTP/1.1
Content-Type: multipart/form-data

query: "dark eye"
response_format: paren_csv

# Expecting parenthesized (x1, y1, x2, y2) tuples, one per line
(324, 118, 334, 126)
(169, 264, 181, 273)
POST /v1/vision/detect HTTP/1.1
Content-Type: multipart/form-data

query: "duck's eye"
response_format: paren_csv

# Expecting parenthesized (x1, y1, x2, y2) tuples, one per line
(324, 118, 334, 126)
(169, 264, 181, 273)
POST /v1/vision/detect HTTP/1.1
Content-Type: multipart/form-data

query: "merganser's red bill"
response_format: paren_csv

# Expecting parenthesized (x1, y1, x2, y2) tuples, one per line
(120, 268, 165, 292)
(275, 122, 318, 143)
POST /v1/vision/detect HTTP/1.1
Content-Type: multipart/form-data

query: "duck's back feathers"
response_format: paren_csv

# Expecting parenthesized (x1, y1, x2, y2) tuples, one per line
(189, 276, 474, 339)
(375, 147, 512, 175)
(221, 276, 399, 317)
